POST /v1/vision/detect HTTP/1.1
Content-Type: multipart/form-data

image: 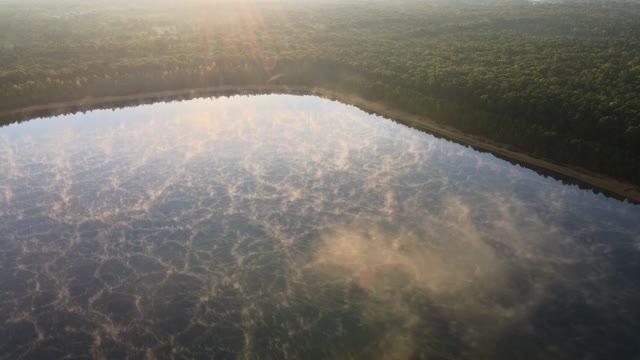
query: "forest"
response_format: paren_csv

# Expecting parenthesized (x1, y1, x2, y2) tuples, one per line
(1, 1, 639, 183)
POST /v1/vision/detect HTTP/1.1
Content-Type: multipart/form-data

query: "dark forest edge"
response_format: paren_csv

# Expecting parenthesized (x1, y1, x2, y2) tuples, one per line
(1, 1, 639, 187)
(2, 84, 639, 204)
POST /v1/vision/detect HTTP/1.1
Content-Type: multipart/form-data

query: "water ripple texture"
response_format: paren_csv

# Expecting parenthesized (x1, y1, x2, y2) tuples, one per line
(1, 95, 639, 359)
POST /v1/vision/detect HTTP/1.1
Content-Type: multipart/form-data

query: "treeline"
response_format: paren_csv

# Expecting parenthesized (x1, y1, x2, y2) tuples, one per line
(1, 1, 639, 183)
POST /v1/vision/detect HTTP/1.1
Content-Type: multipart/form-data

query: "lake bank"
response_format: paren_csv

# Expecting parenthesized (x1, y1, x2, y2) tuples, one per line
(1, 84, 639, 204)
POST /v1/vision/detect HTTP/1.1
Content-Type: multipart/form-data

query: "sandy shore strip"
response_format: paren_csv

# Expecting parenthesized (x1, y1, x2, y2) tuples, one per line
(2, 84, 639, 204)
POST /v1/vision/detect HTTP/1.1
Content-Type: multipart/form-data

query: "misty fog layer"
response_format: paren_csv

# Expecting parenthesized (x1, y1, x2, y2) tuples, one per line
(1, 95, 639, 359)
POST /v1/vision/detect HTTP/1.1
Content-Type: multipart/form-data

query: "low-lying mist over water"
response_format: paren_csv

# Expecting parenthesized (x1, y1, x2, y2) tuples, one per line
(1, 95, 639, 359)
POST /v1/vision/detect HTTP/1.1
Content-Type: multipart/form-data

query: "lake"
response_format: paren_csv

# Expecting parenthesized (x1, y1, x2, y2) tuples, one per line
(1, 94, 639, 359)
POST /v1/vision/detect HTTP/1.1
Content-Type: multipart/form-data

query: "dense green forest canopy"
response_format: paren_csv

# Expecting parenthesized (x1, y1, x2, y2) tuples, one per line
(1, 1, 639, 183)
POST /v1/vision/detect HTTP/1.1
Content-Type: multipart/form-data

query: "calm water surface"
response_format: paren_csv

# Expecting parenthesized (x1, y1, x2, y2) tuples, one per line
(1, 95, 639, 359)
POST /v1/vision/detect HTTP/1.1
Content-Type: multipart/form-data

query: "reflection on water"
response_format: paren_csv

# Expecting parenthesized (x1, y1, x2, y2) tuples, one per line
(0, 95, 639, 359)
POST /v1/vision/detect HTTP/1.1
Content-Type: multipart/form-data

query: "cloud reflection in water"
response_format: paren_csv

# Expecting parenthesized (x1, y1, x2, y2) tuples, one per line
(0, 95, 639, 359)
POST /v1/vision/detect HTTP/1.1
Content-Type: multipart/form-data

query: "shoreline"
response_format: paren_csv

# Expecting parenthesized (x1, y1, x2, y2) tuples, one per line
(2, 84, 639, 204)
